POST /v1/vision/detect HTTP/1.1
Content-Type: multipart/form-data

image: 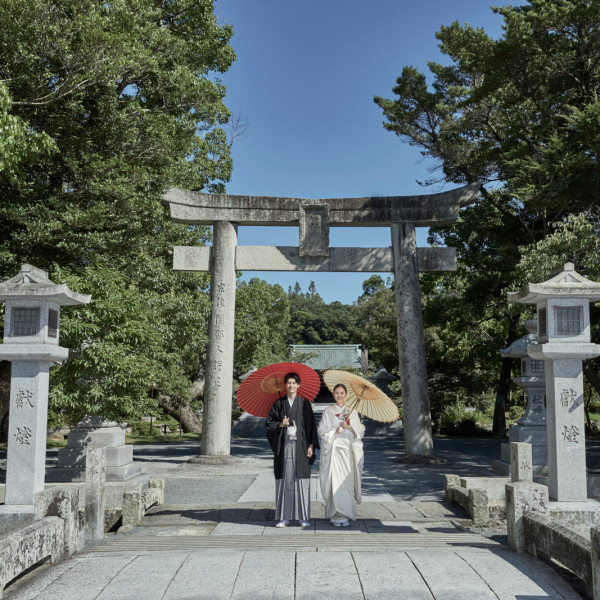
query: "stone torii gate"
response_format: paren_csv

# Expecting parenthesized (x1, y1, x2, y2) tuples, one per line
(164, 183, 479, 458)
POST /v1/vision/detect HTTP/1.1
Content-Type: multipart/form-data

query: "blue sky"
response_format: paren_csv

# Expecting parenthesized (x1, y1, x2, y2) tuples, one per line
(214, 0, 519, 304)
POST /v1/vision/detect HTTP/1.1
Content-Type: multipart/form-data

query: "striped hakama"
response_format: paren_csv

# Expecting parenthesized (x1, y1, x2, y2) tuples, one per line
(275, 435, 311, 521)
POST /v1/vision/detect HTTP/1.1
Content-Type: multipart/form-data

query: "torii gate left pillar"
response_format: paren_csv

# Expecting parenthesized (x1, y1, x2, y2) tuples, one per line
(164, 184, 478, 457)
(202, 221, 237, 456)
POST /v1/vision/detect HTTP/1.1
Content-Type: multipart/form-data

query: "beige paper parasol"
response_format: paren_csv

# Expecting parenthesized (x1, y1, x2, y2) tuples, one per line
(323, 370, 400, 423)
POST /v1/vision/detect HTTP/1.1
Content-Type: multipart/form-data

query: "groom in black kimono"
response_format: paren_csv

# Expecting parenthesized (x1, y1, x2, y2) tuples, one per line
(265, 372, 319, 528)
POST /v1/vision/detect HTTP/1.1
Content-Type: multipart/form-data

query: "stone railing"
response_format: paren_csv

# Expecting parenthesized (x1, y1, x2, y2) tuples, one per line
(444, 474, 489, 526)
(444, 441, 539, 528)
(506, 478, 600, 599)
(120, 478, 164, 532)
(0, 517, 64, 599)
(522, 511, 597, 598)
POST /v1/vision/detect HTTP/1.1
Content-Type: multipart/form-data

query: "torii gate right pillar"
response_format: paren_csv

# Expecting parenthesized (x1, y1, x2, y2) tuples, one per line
(392, 222, 433, 455)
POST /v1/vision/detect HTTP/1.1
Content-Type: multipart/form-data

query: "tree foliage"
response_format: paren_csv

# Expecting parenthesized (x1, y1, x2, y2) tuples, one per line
(0, 0, 235, 426)
(286, 281, 361, 346)
(0, 82, 56, 185)
(375, 0, 600, 233)
(374, 0, 600, 432)
(355, 276, 398, 371)
(235, 278, 290, 374)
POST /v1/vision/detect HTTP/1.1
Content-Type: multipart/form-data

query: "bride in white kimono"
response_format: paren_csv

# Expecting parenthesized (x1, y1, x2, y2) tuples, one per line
(318, 383, 365, 526)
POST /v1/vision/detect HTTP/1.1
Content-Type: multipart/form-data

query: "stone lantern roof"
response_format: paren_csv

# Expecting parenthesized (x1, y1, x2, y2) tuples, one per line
(0, 264, 91, 306)
(507, 263, 600, 304)
(500, 320, 537, 358)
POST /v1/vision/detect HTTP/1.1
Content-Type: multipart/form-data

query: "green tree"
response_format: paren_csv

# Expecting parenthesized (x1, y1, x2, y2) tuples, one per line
(0, 0, 235, 428)
(374, 0, 600, 434)
(0, 82, 55, 186)
(356, 276, 398, 371)
(287, 281, 360, 346)
(235, 278, 291, 374)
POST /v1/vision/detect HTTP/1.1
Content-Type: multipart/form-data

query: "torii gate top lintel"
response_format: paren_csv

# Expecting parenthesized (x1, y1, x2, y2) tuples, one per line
(163, 182, 479, 228)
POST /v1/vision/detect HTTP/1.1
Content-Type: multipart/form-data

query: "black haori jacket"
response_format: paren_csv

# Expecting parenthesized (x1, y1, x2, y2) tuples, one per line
(265, 396, 319, 480)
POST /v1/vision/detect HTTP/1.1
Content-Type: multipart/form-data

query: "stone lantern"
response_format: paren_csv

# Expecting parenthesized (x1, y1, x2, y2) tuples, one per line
(0, 264, 90, 510)
(370, 366, 396, 398)
(508, 263, 600, 502)
(493, 320, 547, 476)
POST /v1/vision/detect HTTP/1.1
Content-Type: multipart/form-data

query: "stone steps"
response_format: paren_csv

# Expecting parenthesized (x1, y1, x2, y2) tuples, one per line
(141, 501, 466, 523)
(87, 530, 501, 552)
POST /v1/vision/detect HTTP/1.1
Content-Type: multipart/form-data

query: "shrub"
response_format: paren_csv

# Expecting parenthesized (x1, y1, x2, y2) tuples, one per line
(509, 405, 525, 421)
(439, 401, 487, 436)
(129, 420, 154, 436)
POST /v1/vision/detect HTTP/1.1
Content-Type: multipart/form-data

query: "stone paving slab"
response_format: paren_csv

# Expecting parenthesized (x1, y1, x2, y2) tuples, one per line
(352, 552, 436, 599)
(121, 524, 216, 536)
(261, 521, 319, 535)
(237, 472, 275, 502)
(219, 506, 253, 521)
(296, 551, 363, 600)
(409, 501, 466, 519)
(408, 549, 504, 600)
(141, 506, 219, 525)
(358, 474, 396, 502)
(308, 501, 326, 518)
(1, 559, 77, 600)
(211, 521, 267, 535)
(160, 549, 246, 600)
(378, 501, 432, 520)
(363, 520, 419, 534)
(230, 550, 296, 600)
(94, 553, 187, 600)
(354, 502, 395, 519)
(163, 475, 256, 504)
(455, 548, 582, 600)
(504, 551, 585, 600)
(143, 500, 465, 524)
(314, 519, 368, 534)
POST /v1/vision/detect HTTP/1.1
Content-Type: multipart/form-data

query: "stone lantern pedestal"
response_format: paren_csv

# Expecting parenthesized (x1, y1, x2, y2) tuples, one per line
(0, 265, 90, 514)
(46, 415, 142, 482)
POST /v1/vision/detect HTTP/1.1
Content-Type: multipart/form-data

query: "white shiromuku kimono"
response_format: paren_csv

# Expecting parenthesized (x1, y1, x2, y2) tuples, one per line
(318, 404, 365, 521)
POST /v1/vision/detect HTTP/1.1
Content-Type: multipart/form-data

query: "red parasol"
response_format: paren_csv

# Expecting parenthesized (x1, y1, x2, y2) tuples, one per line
(237, 362, 321, 417)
